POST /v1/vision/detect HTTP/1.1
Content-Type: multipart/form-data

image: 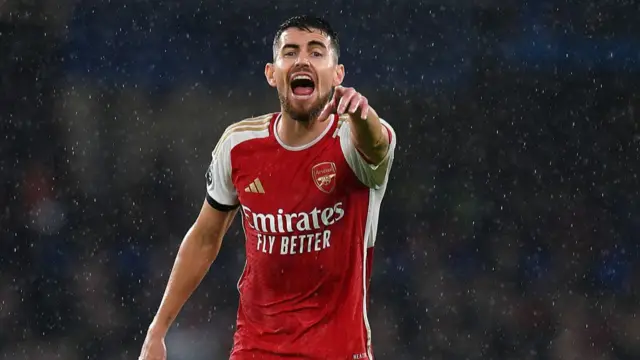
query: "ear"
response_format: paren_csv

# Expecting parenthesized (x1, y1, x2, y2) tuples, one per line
(265, 63, 277, 87)
(333, 64, 345, 87)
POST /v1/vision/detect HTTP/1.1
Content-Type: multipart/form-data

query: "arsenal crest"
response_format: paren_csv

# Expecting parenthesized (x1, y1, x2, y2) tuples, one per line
(312, 162, 337, 194)
(205, 166, 213, 186)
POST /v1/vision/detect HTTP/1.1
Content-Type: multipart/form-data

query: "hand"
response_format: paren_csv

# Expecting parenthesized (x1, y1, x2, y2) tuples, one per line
(319, 86, 370, 121)
(139, 329, 167, 360)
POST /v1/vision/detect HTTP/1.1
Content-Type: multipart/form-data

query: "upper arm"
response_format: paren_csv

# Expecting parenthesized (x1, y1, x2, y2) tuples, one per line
(339, 119, 397, 189)
(193, 199, 238, 243)
(192, 128, 241, 257)
(185, 200, 238, 261)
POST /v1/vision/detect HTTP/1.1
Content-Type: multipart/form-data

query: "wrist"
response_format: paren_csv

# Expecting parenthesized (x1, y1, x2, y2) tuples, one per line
(148, 318, 170, 337)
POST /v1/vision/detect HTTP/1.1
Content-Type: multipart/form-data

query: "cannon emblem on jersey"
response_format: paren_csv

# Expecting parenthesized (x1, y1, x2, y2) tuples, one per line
(312, 162, 337, 194)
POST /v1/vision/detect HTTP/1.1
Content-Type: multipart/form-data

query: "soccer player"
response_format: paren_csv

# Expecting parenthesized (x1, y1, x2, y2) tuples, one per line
(139, 15, 396, 360)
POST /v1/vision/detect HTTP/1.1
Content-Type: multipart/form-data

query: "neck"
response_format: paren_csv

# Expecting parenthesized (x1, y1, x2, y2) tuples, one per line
(277, 111, 332, 147)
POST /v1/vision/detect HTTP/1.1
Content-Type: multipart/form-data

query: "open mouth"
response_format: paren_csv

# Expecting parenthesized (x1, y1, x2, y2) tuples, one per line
(290, 74, 315, 97)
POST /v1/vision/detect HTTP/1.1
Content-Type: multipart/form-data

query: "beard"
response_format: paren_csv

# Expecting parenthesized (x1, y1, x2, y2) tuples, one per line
(279, 88, 334, 123)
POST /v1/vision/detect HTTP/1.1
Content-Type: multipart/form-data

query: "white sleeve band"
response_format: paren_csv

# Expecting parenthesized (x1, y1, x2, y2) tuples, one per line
(205, 135, 238, 207)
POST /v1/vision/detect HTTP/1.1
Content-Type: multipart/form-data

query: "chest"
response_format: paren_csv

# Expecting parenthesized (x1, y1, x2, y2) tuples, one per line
(231, 139, 355, 212)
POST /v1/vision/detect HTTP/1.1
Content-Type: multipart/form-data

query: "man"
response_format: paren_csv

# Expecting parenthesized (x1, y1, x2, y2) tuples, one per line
(139, 15, 396, 360)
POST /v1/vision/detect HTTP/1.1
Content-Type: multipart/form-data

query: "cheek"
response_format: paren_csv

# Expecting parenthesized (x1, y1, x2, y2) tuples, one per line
(318, 73, 336, 88)
(276, 76, 288, 90)
(315, 66, 336, 86)
(274, 61, 291, 86)
(274, 72, 289, 88)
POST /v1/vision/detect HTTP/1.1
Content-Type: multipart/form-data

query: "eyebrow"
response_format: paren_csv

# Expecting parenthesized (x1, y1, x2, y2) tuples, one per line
(282, 40, 328, 51)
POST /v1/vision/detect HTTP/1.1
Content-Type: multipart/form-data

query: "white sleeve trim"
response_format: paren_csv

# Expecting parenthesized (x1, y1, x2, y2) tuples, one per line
(206, 134, 238, 207)
(205, 119, 272, 206)
(339, 118, 397, 189)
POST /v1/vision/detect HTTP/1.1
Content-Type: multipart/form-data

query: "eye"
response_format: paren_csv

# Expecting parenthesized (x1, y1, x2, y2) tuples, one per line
(311, 51, 323, 57)
(283, 51, 296, 57)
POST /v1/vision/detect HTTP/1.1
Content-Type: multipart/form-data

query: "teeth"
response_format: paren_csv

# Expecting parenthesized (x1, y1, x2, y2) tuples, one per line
(292, 75, 312, 81)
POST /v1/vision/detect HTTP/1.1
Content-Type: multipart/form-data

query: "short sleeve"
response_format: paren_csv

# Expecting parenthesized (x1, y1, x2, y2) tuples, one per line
(205, 135, 239, 211)
(339, 118, 397, 189)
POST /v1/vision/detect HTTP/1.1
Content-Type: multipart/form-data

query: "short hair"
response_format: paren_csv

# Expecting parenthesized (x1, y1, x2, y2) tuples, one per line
(272, 15, 340, 61)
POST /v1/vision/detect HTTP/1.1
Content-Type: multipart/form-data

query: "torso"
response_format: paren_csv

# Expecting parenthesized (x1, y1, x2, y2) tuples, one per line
(224, 113, 386, 360)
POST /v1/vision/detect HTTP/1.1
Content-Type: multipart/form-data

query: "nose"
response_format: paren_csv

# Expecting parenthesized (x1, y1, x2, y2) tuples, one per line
(294, 54, 311, 66)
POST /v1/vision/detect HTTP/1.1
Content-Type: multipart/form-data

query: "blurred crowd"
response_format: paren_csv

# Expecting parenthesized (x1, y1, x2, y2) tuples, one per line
(2, 1, 639, 359)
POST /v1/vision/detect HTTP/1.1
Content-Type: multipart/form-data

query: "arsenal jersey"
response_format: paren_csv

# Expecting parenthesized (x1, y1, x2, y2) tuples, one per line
(205, 112, 396, 360)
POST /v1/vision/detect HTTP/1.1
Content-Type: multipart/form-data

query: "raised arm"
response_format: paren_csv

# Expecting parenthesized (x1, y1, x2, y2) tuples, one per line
(319, 86, 396, 189)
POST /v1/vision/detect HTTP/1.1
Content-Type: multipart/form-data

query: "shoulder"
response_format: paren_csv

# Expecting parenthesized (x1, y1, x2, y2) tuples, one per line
(213, 113, 275, 157)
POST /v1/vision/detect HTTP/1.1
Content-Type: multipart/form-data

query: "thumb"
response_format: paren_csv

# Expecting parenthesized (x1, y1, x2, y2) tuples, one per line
(318, 100, 335, 122)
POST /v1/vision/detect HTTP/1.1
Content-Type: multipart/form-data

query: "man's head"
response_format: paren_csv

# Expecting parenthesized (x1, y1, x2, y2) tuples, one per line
(265, 15, 344, 122)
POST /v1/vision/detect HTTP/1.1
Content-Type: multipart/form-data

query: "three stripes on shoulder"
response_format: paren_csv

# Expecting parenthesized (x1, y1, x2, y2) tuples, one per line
(213, 113, 273, 157)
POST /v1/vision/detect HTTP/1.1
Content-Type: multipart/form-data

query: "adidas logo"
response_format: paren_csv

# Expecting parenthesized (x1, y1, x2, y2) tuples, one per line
(244, 178, 265, 194)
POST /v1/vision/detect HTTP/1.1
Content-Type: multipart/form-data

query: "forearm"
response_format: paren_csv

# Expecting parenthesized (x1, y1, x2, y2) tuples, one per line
(149, 226, 220, 335)
(349, 108, 389, 164)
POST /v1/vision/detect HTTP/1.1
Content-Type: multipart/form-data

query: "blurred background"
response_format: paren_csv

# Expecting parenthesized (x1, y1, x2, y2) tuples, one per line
(2, 0, 640, 359)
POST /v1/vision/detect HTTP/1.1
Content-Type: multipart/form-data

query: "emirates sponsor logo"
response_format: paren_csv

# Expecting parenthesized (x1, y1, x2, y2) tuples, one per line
(241, 202, 344, 234)
(241, 202, 345, 255)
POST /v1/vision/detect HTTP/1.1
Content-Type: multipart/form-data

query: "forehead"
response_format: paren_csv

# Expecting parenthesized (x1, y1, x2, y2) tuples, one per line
(277, 28, 332, 48)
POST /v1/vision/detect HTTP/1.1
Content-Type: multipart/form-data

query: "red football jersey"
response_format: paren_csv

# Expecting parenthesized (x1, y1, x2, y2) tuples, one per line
(205, 113, 396, 360)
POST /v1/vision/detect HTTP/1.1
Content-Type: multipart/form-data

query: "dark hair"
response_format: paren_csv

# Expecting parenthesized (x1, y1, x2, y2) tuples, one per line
(272, 15, 340, 61)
